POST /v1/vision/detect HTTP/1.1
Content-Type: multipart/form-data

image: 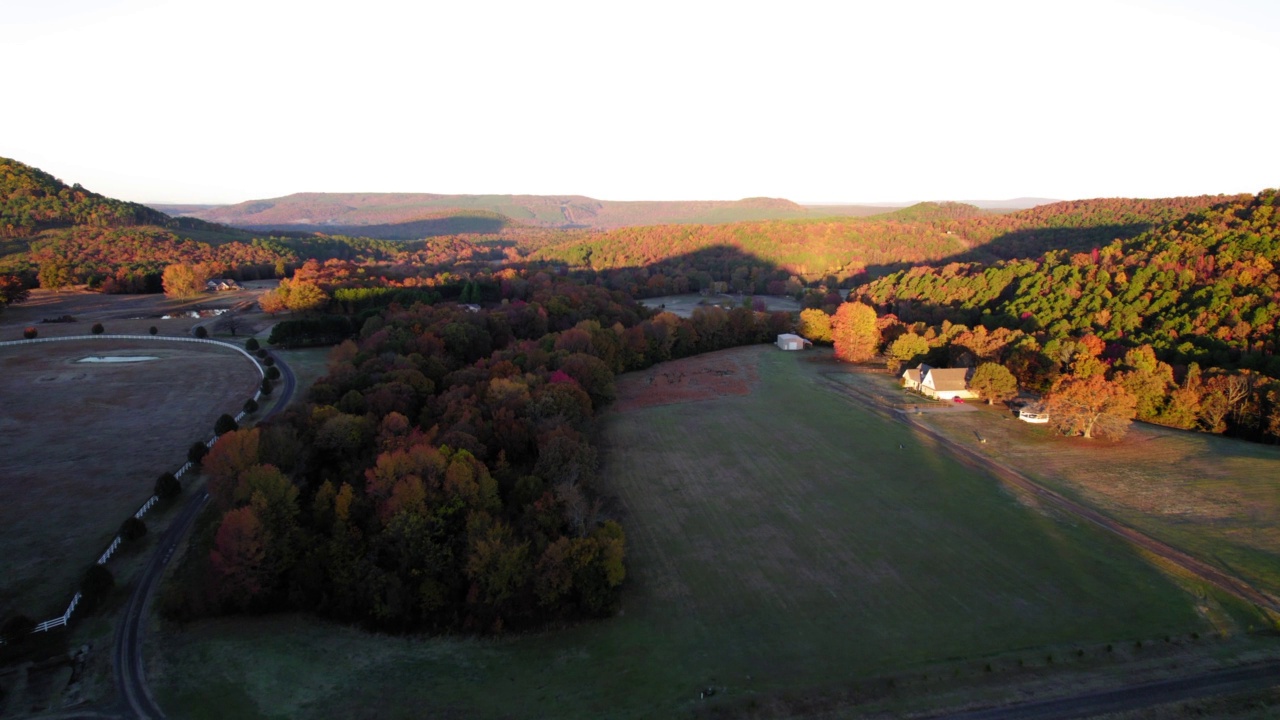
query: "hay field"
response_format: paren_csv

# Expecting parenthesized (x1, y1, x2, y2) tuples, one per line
(151, 346, 1226, 720)
(0, 339, 261, 620)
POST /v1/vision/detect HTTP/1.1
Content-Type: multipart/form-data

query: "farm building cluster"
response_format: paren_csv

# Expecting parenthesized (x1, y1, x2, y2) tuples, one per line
(206, 278, 242, 292)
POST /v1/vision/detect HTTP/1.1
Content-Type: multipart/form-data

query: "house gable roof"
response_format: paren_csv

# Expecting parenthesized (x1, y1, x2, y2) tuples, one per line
(903, 363, 931, 383)
(923, 367, 972, 391)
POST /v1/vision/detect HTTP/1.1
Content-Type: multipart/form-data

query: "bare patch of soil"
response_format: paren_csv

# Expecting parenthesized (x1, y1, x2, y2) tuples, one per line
(612, 346, 761, 412)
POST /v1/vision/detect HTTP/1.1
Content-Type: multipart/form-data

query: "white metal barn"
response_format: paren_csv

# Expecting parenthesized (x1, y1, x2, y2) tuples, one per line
(776, 333, 811, 351)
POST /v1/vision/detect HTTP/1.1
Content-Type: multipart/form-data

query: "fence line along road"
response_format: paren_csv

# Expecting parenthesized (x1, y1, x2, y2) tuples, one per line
(0, 334, 265, 636)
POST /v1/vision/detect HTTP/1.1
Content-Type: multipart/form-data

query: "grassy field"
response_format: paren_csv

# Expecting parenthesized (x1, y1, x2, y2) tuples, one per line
(0, 339, 261, 621)
(147, 345, 1260, 720)
(639, 293, 803, 318)
(828, 371, 1280, 609)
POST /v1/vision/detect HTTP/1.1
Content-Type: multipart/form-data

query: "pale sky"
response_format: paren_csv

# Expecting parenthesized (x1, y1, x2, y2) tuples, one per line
(2, 0, 1277, 205)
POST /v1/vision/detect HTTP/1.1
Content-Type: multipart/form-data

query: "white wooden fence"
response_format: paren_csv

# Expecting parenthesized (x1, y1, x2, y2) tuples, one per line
(0, 334, 266, 637)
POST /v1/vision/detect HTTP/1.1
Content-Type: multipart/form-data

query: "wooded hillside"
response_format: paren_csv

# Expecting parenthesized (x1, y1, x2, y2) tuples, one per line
(0, 158, 171, 237)
(530, 195, 1235, 288)
(858, 190, 1280, 376)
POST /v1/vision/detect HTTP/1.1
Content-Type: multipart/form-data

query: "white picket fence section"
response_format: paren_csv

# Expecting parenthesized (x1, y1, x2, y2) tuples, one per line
(0, 334, 268, 639)
(33, 593, 81, 632)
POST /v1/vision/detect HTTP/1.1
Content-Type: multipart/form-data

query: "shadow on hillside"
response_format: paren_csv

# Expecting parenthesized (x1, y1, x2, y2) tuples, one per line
(859, 223, 1150, 279)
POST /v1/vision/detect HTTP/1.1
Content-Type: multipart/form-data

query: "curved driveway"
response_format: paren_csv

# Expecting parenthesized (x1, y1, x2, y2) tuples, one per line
(108, 347, 296, 720)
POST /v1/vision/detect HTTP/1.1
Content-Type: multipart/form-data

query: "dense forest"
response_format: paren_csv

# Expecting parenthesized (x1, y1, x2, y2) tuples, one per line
(164, 269, 791, 632)
(530, 196, 1234, 292)
(0, 158, 171, 237)
(855, 190, 1280, 442)
(0, 157, 538, 294)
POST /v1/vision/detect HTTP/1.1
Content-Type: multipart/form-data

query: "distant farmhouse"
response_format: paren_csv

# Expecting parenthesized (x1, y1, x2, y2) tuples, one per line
(775, 333, 812, 351)
(902, 364, 978, 400)
(205, 278, 241, 292)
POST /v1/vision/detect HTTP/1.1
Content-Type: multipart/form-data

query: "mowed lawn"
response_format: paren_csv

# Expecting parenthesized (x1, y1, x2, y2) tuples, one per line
(153, 346, 1216, 720)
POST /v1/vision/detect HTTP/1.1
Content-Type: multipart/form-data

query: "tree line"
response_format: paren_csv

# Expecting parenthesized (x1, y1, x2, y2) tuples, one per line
(162, 269, 789, 633)
(817, 190, 1280, 443)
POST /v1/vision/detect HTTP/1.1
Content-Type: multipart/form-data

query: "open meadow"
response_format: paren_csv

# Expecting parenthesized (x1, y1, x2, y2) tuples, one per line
(826, 371, 1280, 612)
(0, 339, 262, 621)
(146, 345, 1269, 720)
(639, 293, 803, 318)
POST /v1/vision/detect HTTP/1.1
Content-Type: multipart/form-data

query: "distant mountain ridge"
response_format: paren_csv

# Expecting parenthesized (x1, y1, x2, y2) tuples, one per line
(152, 193, 894, 237)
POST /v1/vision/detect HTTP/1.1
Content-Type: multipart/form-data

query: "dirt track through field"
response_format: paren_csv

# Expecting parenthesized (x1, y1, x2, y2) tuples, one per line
(815, 371, 1280, 616)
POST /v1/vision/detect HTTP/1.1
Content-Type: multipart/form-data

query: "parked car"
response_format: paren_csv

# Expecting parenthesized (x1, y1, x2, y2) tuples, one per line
(952, 397, 965, 403)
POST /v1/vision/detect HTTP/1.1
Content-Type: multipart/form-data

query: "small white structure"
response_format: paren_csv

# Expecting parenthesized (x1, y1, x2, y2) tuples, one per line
(903, 364, 979, 400)
(776, 333, 811, 351)
(1019, 404, 1050, 424)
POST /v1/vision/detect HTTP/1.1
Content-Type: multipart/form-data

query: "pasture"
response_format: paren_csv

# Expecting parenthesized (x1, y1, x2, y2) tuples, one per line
(639, 293, 803, 318)
(0, 339, 262, 620)
(872, 379, 1280, 608)
(150, 346, 1240, 719)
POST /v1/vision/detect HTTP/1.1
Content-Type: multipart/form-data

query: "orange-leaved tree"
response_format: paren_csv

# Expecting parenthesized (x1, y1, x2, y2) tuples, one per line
(1045, 374, 1137, 440)
(832, 301, 880, 362)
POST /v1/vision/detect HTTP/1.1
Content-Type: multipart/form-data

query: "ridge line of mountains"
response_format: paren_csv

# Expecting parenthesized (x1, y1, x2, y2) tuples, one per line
(0, 155, 1270, 295)
(148, 192, 1061, 237)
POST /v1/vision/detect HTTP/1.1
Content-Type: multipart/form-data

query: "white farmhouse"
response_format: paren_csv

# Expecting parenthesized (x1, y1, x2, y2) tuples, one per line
(903, 364, 979, 400)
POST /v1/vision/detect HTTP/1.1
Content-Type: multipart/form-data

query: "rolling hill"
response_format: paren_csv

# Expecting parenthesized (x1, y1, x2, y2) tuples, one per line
(152, 193, 886, 237)
(528, 195, 1239, 286)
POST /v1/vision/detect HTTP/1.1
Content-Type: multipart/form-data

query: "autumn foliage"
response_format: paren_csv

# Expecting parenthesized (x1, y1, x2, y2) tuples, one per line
(832, 302, 880, 362)
(165, 270, 790, 633)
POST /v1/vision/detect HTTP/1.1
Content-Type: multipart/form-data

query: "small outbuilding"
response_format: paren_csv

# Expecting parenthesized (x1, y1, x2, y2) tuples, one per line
(776, 333, 812, 351)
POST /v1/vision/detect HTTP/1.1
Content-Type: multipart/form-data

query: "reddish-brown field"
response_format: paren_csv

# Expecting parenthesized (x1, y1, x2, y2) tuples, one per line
(0, 339, 261, 620)
(612, 345, 760, 412)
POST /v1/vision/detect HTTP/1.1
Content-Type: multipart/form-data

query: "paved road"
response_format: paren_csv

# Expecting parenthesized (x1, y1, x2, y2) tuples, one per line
(106, 348, 296, 720)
